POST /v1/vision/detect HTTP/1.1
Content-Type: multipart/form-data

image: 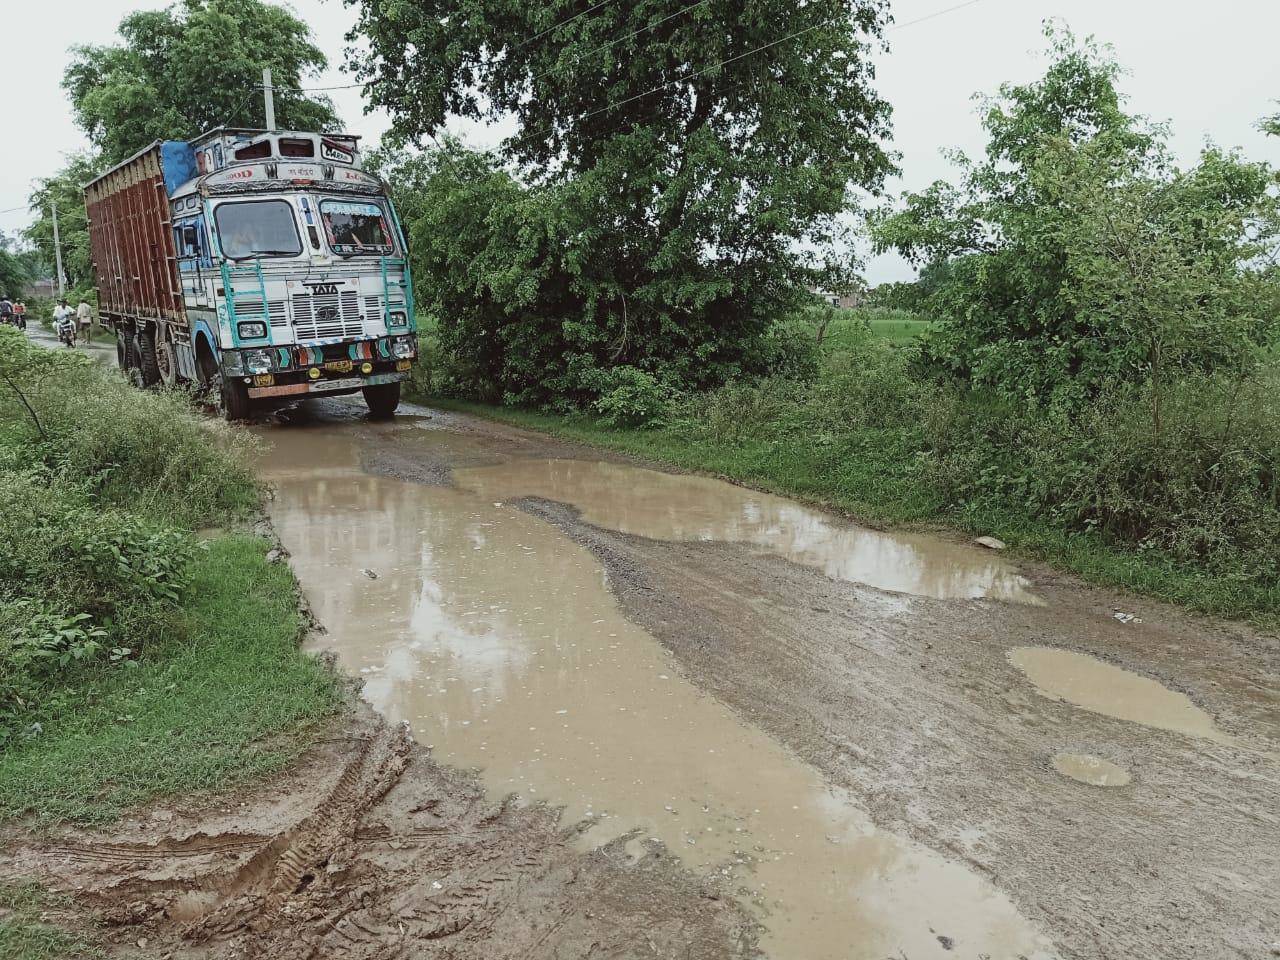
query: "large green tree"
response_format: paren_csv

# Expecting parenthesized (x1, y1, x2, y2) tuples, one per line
(64, 0, 340, 166)
(349, 0, 893, 403)
(873, 27, 1279, 404)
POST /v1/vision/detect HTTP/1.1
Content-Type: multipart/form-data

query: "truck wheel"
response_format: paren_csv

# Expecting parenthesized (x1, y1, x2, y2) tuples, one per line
(137, 331, 162, 387)
(221, 379, 253, 422)
(362, 382, 401, 419)
(120, 331, 147, 388)
(156, 338, 179, 387)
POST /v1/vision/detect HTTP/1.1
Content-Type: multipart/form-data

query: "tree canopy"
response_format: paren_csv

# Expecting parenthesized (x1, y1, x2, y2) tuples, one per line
(64, 0, 340, 166)
(872, 27, 1279, 404)
(349, 0, 894, 404)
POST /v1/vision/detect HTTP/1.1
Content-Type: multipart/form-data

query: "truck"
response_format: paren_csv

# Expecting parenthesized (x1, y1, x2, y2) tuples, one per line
(84, 127, 418, 419)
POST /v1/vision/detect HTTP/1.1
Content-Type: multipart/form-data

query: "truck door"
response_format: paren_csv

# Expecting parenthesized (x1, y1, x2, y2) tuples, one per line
(174, 215, 213, 310)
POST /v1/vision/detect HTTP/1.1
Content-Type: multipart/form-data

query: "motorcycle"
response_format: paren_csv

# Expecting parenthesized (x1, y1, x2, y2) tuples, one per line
(56, 319, 76, 347)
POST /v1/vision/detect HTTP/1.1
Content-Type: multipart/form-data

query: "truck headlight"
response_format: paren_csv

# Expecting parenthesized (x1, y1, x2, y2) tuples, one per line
(388, 310, 408, 328)
(392, 337, 416, 359)
(237, 321, 268, 339)
(242, 349, 274, 374)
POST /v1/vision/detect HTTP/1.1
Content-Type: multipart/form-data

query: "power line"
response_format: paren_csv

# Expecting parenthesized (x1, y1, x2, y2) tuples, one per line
(521, 0, 993, 139)
(515, 0, 621, 50)
(888, 0, 989, 32)
(529, 0, 712, 85)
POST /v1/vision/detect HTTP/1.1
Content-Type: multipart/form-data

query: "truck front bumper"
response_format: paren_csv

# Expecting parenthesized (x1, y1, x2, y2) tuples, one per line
(246, 368, 409, 400)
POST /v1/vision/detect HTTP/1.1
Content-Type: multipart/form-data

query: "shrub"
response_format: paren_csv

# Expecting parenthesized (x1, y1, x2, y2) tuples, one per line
(591, 367, 672, 428)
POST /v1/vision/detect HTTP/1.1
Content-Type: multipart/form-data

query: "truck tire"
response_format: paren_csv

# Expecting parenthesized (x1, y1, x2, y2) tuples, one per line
(120, 330, 147, 388)
(137, 330, 162, 387)
(362, 381, 401, 419)
(156, 337, 179, 387)
(221, 379, 253, 422)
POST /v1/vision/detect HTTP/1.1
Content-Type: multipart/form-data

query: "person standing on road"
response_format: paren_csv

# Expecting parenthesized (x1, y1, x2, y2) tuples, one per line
(76, 298, 94, 344)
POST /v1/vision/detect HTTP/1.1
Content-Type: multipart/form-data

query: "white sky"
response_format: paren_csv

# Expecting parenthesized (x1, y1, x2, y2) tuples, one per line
(2, 0, 1277, 282)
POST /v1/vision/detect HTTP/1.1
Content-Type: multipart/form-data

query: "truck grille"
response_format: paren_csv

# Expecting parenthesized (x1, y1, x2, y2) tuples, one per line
(235, 298, 288, 328)
(291, 291, 362, 340)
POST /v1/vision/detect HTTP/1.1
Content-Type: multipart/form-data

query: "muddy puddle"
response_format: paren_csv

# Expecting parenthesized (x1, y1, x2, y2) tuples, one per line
(260, 423, 1056, 960)
(1008, 647, 1235, 745)
(454, 457, 1039, 603)
(1051, 753, 1132, 787)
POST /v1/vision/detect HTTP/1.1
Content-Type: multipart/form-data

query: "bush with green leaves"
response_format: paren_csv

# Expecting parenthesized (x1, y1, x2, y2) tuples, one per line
(590, 367, 672, 428)
(872, 27, 1280, 405)
(0, 325, 259, 746)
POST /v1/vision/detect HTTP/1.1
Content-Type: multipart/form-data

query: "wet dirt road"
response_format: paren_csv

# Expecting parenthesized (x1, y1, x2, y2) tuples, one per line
(5, 396, 1275, 959)
(256, 399, 1278, 959)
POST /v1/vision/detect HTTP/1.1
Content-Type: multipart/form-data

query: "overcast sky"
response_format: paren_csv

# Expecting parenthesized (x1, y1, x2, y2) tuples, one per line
(2, 0, 1277, 282)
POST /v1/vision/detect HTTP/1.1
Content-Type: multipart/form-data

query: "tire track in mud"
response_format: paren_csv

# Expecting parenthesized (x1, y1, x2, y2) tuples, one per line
(1, 707, 760, 960)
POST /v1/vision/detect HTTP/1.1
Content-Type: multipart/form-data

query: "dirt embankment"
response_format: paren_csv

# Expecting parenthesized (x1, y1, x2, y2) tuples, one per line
(1, 704, 759, 959)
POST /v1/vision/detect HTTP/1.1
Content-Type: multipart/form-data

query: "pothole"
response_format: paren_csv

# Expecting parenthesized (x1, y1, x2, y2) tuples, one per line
(1051, 753, 1132, 787)
(1008, 647, 1232, 744)
(454, 458, 1040, 603)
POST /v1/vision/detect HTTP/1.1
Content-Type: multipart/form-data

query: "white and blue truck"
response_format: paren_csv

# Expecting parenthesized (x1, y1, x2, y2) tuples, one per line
(84, 127, 417, 419)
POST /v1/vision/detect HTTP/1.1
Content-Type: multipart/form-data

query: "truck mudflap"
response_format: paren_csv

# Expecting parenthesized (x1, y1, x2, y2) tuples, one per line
(247, 370, 407, 400)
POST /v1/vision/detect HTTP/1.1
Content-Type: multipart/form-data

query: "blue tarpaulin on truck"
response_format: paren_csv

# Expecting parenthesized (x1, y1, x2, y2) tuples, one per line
(160, 141, 198, 197)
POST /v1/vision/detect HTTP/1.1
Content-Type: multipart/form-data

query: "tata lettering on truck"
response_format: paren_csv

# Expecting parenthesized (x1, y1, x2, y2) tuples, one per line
(84, 128, 417, 419)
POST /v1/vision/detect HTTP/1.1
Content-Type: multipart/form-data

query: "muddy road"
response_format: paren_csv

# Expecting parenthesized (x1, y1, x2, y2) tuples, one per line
(7, 397, 1278, 959)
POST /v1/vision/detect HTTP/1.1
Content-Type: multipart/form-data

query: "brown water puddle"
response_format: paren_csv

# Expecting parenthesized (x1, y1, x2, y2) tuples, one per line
(452, 458, 1039, 603)
(1009, 647, 1235, 745)
(1051, 754, 1132, 787)
(260, 425, 1056, 960)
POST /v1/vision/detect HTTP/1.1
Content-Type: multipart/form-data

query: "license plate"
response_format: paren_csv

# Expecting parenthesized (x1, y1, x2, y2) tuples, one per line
(252, 374, 274, 387)
(324, 359, 353, 373)
(310, 377, 361, 393)
(395, 360, 412, 371)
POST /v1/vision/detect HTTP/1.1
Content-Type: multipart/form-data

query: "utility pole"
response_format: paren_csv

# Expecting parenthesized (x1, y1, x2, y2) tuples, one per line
(51, 199, 65, 297)
(262, 67, 276, 132)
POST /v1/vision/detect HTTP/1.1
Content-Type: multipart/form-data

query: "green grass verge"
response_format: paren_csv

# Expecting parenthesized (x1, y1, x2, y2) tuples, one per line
(0, 535, 342, 826)
(0, 883, 102, 960)
(420, 396, 1276, 625)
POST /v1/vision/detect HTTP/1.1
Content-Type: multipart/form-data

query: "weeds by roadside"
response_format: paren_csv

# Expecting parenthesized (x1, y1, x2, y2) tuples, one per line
(418, 316, 1280, 623)
(0, 325, 341, 823)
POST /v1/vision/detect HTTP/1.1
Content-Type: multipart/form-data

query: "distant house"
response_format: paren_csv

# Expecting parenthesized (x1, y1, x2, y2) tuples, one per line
(807, 286, 864, 310)
(25, 278, 57, 299)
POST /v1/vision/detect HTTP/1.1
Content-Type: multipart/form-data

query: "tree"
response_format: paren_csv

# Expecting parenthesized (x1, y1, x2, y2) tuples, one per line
(872, 26, 1279, 404)
(24, 154, 104, 294)
(348, 0, 893, 403)
(0, 233, 30, 300)
(64, 0, 340, 166)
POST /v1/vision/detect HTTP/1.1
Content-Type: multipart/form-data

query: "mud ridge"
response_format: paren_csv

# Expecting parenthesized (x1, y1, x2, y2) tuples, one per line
(516, 496, 1280, 960)
(0, 703, 760, 960)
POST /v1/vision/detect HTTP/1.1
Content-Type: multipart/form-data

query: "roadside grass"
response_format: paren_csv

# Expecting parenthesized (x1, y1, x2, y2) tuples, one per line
(0, 536, 342, 825)
(0, 883, 103, 960)
(419, 309, 1279, 626)
(1, 325, 343, 827)
(426, 395, 1278, 623)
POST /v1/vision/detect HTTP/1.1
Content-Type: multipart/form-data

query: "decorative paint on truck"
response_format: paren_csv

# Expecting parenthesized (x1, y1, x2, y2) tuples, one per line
(84, 127, 417, 420)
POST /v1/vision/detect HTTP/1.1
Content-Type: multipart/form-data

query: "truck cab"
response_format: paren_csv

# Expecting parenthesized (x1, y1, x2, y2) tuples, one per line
(85, 127, 417, 419)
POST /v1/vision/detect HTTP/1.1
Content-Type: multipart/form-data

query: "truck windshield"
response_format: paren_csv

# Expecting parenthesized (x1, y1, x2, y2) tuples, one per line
(320, 199, 394, 256)
(214, 199, 302, 260)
